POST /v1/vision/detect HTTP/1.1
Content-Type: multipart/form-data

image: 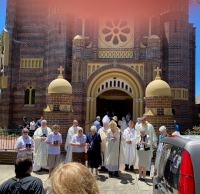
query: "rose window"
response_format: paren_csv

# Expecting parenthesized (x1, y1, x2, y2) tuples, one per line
(100, 19, 132, 47)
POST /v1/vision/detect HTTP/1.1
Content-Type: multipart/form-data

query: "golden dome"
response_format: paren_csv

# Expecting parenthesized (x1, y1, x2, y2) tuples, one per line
(48, 78, 72, 94)
(73, 35, 84, 40)
(146, 79, 171, 97)
(146, 67, 171, 97)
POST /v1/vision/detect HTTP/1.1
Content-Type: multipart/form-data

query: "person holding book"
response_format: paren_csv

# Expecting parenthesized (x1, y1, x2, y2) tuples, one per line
(15, 128, 34, 158)
(45, 125, 62, 175)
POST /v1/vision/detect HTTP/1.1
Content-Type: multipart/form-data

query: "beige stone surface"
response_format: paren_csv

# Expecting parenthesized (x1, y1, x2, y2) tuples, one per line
(0, 164, 153, 194)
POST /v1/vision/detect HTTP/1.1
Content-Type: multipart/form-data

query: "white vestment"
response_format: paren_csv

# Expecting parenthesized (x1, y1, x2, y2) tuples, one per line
(135, 122, 140, 133)
(136, 122, 157, 170)
(123, 127, 136, 166)
(33, 127, 52, 171)
(105, 128, 124, 172)
(119, 120, 127, 132)
(98, 127, 108, 166)
(65, 126, 78, 162)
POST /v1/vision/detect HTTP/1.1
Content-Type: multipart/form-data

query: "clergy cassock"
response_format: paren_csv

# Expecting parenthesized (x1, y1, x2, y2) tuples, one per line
(65, 126, 78, 163)
(123, 127, 136, 166)
(105, 121, 124, 172)
(98, 126, 108, 167)
(33, 126, 52, 171)
(119, 119, 127, 132)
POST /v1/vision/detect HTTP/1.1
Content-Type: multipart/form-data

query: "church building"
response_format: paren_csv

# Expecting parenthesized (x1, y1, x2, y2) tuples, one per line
(0, 0, 197, 131)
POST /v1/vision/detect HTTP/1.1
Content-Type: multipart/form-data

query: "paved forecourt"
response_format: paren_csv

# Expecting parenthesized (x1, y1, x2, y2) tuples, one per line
(0, 164, 153, 194)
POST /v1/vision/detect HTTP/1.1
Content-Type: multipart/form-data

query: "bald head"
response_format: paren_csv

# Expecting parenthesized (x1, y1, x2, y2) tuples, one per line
(73, 120, 78, 127)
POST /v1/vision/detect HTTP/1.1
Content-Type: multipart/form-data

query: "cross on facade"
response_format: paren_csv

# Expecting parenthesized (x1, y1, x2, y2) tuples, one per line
(58, 66, 64, 78)
(154, 66, 161, 77)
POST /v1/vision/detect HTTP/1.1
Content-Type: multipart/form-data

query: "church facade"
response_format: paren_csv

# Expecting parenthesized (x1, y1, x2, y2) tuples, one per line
(0, 0, 197, 131)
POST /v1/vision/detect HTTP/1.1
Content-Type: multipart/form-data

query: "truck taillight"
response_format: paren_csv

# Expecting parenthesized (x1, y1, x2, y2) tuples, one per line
(178, 150, 195, 194)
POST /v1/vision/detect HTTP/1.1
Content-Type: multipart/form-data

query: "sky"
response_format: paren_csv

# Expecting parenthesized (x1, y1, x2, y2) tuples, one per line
(0, 1, 199, 96)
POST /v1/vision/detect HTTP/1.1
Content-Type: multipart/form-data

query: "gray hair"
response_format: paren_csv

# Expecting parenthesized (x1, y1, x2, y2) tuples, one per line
(90, 125, 97, 132)
(96, 116, 100, 120)
(41, 120, 47, 124)
(159, 126, 166, 132)
(139, 126, 145, 132)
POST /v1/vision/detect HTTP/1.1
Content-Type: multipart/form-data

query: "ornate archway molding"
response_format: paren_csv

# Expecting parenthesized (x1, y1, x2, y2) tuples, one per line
(85, 66, 144, 130)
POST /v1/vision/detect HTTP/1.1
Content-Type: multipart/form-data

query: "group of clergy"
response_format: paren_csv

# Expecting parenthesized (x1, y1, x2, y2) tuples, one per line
(64, 115, 157, 178)
(21, 115, 157, 179)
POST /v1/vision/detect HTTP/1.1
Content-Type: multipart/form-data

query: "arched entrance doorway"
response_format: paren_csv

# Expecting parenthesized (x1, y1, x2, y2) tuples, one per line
(96, 89, 133, 120)
(85, 67, 144, 131)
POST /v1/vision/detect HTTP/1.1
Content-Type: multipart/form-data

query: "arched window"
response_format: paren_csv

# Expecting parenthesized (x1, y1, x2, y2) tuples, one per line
(151, 17, 157, 35)
(76, 18, 82, 35)
(58, 21, 62, 35)
(85, 18, 90, 37)
(76, 17, 91, 38)
(24, 86, 35, 105)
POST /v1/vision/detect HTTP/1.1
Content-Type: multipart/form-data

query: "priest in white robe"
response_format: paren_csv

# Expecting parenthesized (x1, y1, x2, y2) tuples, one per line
(118, 117, 127, 132)
(123, 120, 136, 171)
(106, 120, 124, 177)
(136, 116, 157, 170)
(98, 116, 109, 171)
(65, 120, 79, 163)
(33, 120, 52, 171)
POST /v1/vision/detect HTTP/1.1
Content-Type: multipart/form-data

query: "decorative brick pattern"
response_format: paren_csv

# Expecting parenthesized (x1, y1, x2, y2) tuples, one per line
(0, 0, 197, 133)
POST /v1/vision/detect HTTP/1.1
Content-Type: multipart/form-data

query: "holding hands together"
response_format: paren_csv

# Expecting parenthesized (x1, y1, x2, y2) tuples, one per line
(111, 137, 117, 141)
(126, 140, 132, 144)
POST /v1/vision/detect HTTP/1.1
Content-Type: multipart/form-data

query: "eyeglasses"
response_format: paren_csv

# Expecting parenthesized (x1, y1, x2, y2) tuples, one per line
(23, 132, 28, 134)
(78, 130, 83, 133)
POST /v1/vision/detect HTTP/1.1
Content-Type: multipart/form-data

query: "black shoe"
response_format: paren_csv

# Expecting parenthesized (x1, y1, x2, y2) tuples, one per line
(138, 178, 145, 181)
(109, 171, 113, 178)
(99, 166, 108, 172)
(44, 169, 49, 172)
(146, 171, 150, 176)
(38, 168, 43, 172)
(130, 165, 134, 171)
(124, 164, 129, 171)
(114, 171, 119, 177)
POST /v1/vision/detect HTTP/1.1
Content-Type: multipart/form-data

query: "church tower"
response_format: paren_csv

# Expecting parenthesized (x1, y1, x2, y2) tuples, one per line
(47, 3, 73, 83)
(160, 0, 196, 127)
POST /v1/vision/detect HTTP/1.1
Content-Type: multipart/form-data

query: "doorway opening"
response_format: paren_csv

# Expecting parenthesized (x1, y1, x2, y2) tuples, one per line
(96, 89, 133, 121)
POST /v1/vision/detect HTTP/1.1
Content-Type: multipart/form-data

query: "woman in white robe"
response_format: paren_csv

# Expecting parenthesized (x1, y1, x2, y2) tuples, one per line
(105, 120, 124, 177)
(123, 120, 136, 171)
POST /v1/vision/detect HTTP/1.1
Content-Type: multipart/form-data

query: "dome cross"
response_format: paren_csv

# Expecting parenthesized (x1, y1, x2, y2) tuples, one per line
(58, 66, 64, 78)
(154, 66, 161, 80)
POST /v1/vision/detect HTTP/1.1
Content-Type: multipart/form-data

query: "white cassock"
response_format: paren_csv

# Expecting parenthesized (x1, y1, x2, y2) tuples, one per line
(123, 127, 136, 166)
(136, 122, 157, 170)
(135, 122, 140, 132)
(118, 120, 127, 132)
(98, 127, 108, 166)
(33, 127, 52, 171)
(105, 128, 124, 172)
(65, 126, 78, 163)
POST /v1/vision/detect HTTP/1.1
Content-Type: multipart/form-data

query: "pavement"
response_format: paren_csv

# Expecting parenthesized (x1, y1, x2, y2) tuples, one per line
(0, 163, 153, 194)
